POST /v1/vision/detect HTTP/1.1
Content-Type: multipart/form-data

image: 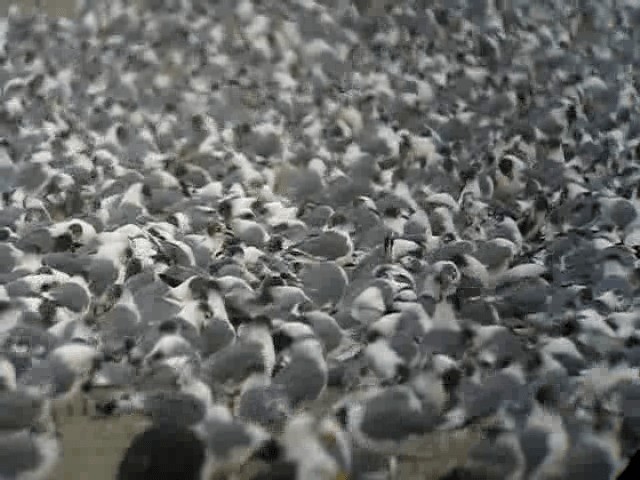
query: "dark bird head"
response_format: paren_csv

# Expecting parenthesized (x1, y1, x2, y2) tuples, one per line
(383, 205, 401, 219)
(141, 183, 152, 198)
(225, 243, 244, 258)
(191, 114, 205, 134)
(206, 221, 226, 237)
(124, 337, 137, 353)
(450, 254, 467, 269)
(218, 199, 233, 221)
(125, 258, 142, 280)
(498, 156, 514, 178)
(115, 124, 128, 145)
(68, 222, 84, 239)
(566, 104, 577, 124)
(442, 155, 456, 174)
(117, 423, 205, 480)
(559, 316, 580, 336)
(394, 363, 411, 384)
(271, 330, 294, 355)
(579, 287, 593, 303)
(441, 367, 462, 393)
(53, 233, 74, 252)
(459, 163, 479, 183)
(460, 325, 476, 346)
(334, 405, 349, 429)
(327, 212, 349, 229)
(441, 232, 456, 244)
(266, 235, 284, 253)
(365, 330, 383, 343)
(485, 152, 496, 166)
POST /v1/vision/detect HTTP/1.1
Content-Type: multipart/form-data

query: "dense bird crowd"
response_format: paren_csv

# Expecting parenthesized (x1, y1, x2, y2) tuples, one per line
(1, 0, 640, 479)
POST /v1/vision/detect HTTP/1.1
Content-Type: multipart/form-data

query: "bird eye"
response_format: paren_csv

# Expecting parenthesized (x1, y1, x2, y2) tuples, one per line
(150, 351, 164, 362)
(199, 302, 213, 319)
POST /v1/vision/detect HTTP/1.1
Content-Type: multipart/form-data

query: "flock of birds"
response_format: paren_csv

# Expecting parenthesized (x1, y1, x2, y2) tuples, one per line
(2, 0, 640, 479)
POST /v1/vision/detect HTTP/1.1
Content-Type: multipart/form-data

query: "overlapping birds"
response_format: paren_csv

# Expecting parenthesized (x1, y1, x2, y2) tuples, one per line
(1, 0, 640, 479)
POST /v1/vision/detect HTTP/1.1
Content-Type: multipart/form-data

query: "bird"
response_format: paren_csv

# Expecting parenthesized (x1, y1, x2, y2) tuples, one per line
(336, 370, 447, 454)
(618, 448, 640, 479)
(202, 315, 275, 401)
(236, 369, 292, 431)
(0, 426, 61, 480)
(117, 422, 208, 480)
(5, 1, 640, 480)
(289, 213, 355, 264)
(19, 341, 102, 418)
(300, 261, 349, 309)
(96, 385, 209, 427)
(193, 404, 271, 477)
(278, 413, 352, 480)
(271, 324, 328, 408)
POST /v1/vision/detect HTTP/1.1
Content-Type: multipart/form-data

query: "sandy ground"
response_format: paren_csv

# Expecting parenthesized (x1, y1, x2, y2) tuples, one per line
(53, 415, 479, 479)
(53, 409, 150, 480)
(50, 389, 480, 480)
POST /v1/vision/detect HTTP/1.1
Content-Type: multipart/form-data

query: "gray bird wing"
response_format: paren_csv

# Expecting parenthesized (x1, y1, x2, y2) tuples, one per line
(48, 282, 89, 313)
(360, 388, 428, 441)
(0, 391, 44, 430)
(272, 354, 327, 406)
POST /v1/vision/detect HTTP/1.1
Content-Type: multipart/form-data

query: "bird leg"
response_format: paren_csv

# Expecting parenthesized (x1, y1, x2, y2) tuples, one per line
(384, 234, 394, 260)
(81, 394, 91, 416)
(51, 406, 59, 427)
(81, 380, 94, 416)
(388, 455, 398, 480)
